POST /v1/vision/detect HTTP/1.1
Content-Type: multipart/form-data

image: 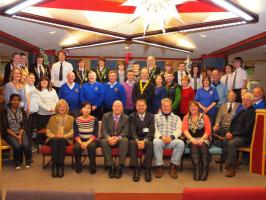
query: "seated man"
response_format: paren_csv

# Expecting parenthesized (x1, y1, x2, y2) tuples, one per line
(153, 98, 185, 179)
(100, 100, 129, 179)
(129, 99, 155, 182)
(225, 92, 256, 177)
(213, 91, 240, 159)
(252, 86, 266, 109)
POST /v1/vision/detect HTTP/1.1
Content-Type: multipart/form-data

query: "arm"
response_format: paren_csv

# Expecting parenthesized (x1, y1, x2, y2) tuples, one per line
(215, 105, 224, 125)
(194, 90, 206, 110)
(129, 115, 138, 140)
(120, 117, 129, 138)
(145, 115, 155, 141)
(92, 118, 99, 140)
(96, 84, 104, 107)
(172, 116, 182, 139)
(202, 114, 211, 139)
(46, 117, 56, 138)
(63, 117, 74, 139)
(172, 86, 181, 109)
(154, 115, 162, 139)
(101, 114, 110, 139)
(2, 109, 18, 139)
(119, 84, 126, 107)
(73, 119, 80, 140)
(182, 115, 194, 140)
(58, 85, 63, 99)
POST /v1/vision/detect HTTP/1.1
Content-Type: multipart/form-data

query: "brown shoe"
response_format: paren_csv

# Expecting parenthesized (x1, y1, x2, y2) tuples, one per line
(226, 168, 236, 177)
(155, 166, 163, 178)
(169, 163, 178, 179)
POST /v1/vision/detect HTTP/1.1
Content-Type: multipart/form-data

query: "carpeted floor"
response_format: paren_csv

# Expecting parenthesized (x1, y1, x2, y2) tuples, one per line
(0, 153, 265, 199)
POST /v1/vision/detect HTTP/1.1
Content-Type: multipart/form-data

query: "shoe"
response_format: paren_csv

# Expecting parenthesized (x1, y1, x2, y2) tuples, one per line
(201, 167, 209, 181)
(154, 166, 163, 178)
(115, 165, 123, 178)
(132, 167, 140, 182)
(57, 165, 64, 178)
(15, 165, 21, 170)
(169, 163, 178, 179)
(31, 146, 37, 153)
(144, 168, 152, 182)
(75, 163, 82, 174)
(108, 166, 115, 178)
(25, 164, 31, 169)
(193, 166, 201, 181)
(52, 164, 57, 178)
(226, 167, 236, 177)
(89, 161, 97, 175)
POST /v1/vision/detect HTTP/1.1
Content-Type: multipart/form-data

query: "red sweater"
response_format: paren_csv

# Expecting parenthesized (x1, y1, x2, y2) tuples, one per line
(180, 87, 195, 115)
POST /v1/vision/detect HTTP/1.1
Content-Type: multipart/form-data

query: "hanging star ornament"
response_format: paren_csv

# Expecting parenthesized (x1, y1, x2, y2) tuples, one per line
(122, 0, 195, 35)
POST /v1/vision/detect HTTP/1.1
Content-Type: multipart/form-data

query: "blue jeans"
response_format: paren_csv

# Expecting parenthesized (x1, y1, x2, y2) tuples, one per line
(153, 138, 185, 166)
(3, 132, 31, 167)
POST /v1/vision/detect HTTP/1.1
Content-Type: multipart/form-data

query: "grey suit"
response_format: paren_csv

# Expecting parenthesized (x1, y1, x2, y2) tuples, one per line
(100, 112, 129, 166)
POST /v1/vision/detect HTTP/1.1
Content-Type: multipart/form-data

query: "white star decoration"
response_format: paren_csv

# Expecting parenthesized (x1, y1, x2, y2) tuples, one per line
(122, 0, 194, 35)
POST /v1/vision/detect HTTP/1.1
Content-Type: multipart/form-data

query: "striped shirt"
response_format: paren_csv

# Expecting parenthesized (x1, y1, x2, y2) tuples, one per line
(74, 116, 99, 142)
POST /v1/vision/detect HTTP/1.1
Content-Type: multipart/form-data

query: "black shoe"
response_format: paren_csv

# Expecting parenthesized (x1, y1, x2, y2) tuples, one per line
(115, 165, 123, 178)
(108, 166, 115, 178)
(193, 167, 201, 181)
(89, 161, 97, 175)
(132, 167, 140, 182)
(144, 168, 152, 182)
(57, 165, 64, 178)
(52, 164, 57, 178)
(75, 163, 82, 174)
(201, 167, 209, 181)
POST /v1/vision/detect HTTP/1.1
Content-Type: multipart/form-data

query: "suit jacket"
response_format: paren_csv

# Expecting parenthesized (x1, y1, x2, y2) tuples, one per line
(4, 62, 13, 85)
(215, 102, 240, 128)
(149, 67, 160, 84)
(229, 105, 256, 141)
(93, 67, 109, 83)
(29, 65, 51, 86)
(73, 69, 89, 86)
(129, 112, 155, 141)
(101, 112, 129, 138)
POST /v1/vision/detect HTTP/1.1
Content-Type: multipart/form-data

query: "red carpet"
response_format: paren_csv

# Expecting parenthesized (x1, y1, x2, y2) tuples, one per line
(96, 193, 182, 200)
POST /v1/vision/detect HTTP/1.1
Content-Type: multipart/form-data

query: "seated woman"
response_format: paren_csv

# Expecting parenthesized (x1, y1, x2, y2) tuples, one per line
(46, 99, 74, 178)
(182, 100, 212, 181)
(1, 94, 31, 169)
(73, 102, 99, 174)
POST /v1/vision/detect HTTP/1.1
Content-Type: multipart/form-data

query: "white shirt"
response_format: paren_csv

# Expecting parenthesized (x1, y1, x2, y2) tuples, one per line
(232, 67, 247, 89)
(38, 88, 59, 115)
(37, 65, 45, 78)
(177, 70, 186, 85)
(138, 113, 146, 121)
(189, 74, 202, 90)
(67, 82, 75, 90)
(221, 73, 234, 91)
(51, 61, 73, 87)
(227, 102, 236, 110)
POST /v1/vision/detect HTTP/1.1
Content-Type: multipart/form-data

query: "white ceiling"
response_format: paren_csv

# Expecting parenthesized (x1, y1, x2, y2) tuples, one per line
(0, 43, 26, 57)
(0, 1, 265, 59)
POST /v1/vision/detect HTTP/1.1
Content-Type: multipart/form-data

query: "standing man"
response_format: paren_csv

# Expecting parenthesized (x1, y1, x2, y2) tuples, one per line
(94, 56, 109, 83)
(51, 50, 73, 94)
(73, 59, 89, 86)
(129, 99, 155, 182)
(100, 101, 129, 179)
(232, 57, 248, 102)
(174, 62, 188, 86)
(153, 98, 184, 179)
(147, 56, 160, 84)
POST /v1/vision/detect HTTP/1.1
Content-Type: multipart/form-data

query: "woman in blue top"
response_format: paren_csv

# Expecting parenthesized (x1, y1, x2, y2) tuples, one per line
(195, 76, 219, 126)
(151, 75, 167, 114)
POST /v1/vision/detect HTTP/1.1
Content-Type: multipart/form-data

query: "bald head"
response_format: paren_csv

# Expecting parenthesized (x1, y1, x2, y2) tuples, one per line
(67, 72, 75, 84)
(112, 100, 123, 115)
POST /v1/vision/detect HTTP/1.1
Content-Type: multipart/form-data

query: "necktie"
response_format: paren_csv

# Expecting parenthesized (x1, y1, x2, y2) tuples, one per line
(194, 77, 197, 90)
(39, 66, 43, 78)
(225, 75, 228, 88)
(59, 62, 63, 81)
(114, 115, 119, 130)
(228, 103, 232, 113)
(233, 71, 237, 89)
(140, 114, 144, 122)
(79, 70, 83, 77)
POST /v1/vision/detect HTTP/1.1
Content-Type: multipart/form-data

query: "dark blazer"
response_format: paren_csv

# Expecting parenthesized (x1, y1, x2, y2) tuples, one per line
(29, 65, 51, 86)
(101, 112, 129, 138)
(129, 112, 155, 141)
(149, 67, 160, 84)
(230, 105, 256, 141)
(4, 62, 13, 85)
(93, 67, 109, 83)
(73, 69, 89, 86)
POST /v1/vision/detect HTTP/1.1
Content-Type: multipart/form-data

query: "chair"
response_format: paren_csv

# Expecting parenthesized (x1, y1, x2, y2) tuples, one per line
(0, 136, 12, 172)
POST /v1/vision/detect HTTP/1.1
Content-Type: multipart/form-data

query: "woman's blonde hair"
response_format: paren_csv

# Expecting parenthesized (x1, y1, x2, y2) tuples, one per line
(55, 99, 69, 114)
(9, 66, 22, 82)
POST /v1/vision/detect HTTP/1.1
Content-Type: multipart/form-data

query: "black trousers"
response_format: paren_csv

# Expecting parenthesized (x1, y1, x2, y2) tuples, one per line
(190, 143, 209, 169)
(129, 140, 153, 168)
(27, 112, 38, 151)
(100, 138, 128, 166)
(37, 114, 52, 144)
(73, 141, 98, 166)
(47, 138, 68, 165)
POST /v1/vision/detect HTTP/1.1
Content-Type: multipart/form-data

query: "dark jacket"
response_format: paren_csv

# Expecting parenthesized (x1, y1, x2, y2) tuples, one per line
(73, 69, 89, 86)
(93, 67, 109, 83)
(129, 112, 155, 141)
(4, 62, 13, 85)
(29, 65, 51, 86)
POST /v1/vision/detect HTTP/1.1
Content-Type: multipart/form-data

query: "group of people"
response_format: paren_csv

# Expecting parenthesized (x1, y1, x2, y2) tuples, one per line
(2, 51, 265, 182)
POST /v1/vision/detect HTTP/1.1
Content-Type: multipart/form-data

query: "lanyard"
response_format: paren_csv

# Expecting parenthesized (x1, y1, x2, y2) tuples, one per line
(140, 80, 149, 94)
(97, 67, 106, 82)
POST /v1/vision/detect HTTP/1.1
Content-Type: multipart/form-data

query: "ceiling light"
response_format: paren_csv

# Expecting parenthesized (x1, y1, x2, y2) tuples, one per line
(65, 40, 126, 50)
(5, 0, 44, 15)
(49, 31, 56, 34)
(200, 34, 207, 38)
(132, 39, 192, 53)
(12, 15, 126, 39)
(211, 0, 254, 21)
(179, 21, 247, 33)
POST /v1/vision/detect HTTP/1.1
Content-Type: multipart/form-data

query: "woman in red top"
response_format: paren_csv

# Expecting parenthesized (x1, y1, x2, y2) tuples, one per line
(182, 101, 212, 181)
(180, 75, 195, 118)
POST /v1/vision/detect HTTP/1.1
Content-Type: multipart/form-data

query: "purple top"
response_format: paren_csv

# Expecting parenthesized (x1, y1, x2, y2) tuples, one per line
(123, 82, 134, 110)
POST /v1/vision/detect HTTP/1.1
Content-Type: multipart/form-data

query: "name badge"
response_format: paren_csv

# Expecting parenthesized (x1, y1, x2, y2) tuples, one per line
(143, 128, 149, 133)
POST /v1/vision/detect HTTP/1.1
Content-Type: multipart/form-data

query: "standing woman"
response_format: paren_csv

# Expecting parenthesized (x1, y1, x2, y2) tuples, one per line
(4, 67, 27, 109)
(2, 94, 31, 169)
(190, 64, 202, 91)
(182, 101, 212, 181)
(147, 56, 160, 84)
(37, 76, 59, 144)
(46, 100, 74, 178)
(73, 102, 99, 174)
(195, 76, 219, 126)
(180, 75, 195, 118)
(151, 75, 167, 114)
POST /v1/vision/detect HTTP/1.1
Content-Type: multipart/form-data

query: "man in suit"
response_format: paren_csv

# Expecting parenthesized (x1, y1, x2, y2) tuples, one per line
(29, 54, 51, 86)
(225, 92, 256, 177)
(4, 52, 20, 84)
(174, 62, 188, 86)
(73, 59, 89, 86)
(213, 91, 240, 161)
(129, 99, 155, 182)
(252, 86, 266, 109)
(100, 100, 129, 179)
